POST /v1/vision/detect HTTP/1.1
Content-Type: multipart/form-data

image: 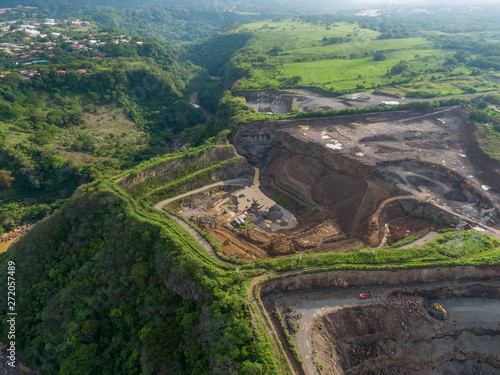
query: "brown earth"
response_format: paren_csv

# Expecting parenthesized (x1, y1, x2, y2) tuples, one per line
(386, 218, 445, 245)
(231, 107, 500, 258)
(312, 286, 500, 375)
(0, 224, 34, 253)
(163, 107, 500, 260)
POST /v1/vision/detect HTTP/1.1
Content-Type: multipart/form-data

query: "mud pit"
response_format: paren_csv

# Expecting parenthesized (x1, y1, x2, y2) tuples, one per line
(231, 106, 500, 257)
(264, 276, 500, 375)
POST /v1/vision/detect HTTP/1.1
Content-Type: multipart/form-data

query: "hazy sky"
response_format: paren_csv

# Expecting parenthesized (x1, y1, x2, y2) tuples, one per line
(355, 0, 500, 3)
(356, 0, 425, 3)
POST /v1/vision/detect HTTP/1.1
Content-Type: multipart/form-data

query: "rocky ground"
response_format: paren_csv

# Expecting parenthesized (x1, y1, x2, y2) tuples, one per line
(0, 225, 33, 244)
(264, 278, 500, 375)
(243, 89, 500, 115)
(235, 106, 500, 255)
(162, 106, 500, 259)
(313, 291, 500, 375)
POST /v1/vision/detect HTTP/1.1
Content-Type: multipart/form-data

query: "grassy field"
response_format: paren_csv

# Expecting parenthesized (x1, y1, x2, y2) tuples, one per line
(475, 106, 500, 160)
(232, 19, 500, 97)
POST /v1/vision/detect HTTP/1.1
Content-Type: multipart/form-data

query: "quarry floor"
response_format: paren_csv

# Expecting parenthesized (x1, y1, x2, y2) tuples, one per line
(245, 89, 500, 114)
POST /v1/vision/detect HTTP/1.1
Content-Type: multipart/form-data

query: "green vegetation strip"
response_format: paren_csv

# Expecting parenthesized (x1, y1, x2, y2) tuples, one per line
(103, 179, 231, 270)
(143, 156, 245, 204)
(242, 232, 500, 273)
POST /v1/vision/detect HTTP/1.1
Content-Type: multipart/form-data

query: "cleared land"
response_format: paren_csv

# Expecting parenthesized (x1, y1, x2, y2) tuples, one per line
(229, 107, 500, 257)
(155, 107, 500, 260)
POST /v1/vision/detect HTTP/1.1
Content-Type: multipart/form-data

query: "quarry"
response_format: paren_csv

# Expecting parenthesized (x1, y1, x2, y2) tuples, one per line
(258, 266, 500, 375)
(163, 106, 500, 260)
(152, 105, 500, 374)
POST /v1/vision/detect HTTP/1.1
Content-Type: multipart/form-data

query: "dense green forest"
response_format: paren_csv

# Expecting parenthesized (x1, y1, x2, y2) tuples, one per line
(0, 177, 274, 374)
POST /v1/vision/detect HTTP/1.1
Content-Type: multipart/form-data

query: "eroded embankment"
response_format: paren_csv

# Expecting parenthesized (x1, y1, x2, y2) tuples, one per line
(256, 265, 500, 375)
(259, 265, 500, 295)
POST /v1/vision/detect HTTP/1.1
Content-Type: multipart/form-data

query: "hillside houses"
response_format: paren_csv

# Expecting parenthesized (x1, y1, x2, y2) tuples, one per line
(0, 14, 149, 77)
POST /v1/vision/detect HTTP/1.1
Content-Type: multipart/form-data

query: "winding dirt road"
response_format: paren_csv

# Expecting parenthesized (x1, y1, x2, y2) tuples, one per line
(153, 177, 251, 210)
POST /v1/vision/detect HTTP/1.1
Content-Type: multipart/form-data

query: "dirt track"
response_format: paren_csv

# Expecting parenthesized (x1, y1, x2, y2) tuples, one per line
(244, 89, 500, 114)
(154, 106, 500, 260)
(153, 106, 500, 260)
(153, 177, 250, 210)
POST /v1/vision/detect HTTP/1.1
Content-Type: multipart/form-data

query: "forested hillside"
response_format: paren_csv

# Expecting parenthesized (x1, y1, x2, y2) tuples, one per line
(2, 2, 500, 375)
(0, 167, 274, 374)
(0, 12, 207, 236)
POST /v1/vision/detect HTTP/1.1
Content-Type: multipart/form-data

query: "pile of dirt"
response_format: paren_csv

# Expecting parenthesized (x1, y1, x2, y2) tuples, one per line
(237, 220, 342, 256)
(211, 228, 268, 260)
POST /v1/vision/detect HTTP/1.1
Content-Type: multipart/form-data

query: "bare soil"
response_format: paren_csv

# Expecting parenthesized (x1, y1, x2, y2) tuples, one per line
(233, 107, 500, 257)
(312, 287, 500, 375)
(261, 274, 500, 375)
(158, 107, 500, 260)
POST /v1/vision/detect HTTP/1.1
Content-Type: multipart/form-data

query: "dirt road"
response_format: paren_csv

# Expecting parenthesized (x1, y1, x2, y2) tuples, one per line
(285, 89, 500, 113)
(153, 177, 250, 210)
(400, 231, 441, 248)
(164, 212, 231, 265)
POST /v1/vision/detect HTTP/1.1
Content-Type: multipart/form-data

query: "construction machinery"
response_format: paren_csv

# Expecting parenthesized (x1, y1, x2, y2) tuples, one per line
(434, 303, 447, 318)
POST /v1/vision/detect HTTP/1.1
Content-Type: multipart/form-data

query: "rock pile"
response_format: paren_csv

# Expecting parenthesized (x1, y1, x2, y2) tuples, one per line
(0, 224, 33, 244)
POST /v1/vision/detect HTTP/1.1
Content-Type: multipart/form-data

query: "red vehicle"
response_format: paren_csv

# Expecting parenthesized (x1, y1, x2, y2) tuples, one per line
(359, 290, 372, 299)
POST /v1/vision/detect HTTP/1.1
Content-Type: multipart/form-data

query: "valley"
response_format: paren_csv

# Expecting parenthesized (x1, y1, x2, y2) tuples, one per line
(1, 3, 500, 375)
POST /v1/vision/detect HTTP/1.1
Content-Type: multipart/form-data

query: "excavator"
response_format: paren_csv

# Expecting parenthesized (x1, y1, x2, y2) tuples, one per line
(434, 303, 447, 318)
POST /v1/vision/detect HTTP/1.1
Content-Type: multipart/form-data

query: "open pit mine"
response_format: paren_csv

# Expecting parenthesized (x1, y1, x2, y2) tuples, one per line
(159, 105, 500, 374)
(175, 106, 500, 260)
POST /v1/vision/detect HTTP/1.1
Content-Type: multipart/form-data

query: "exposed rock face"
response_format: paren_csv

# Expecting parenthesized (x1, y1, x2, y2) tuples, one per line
(260, 266, 500, 375)
(233, 107, 500, 249)
(236, 91, 295, 114)
(259, 265, 500, 295)
(192, 215, 218, 230)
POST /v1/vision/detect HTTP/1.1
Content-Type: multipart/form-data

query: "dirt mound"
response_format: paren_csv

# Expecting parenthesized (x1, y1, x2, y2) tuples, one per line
(387, 218, 446, 245)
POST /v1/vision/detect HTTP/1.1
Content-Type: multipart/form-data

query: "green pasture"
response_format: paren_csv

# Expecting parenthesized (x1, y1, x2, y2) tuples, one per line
(232, 19, 500, 96)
